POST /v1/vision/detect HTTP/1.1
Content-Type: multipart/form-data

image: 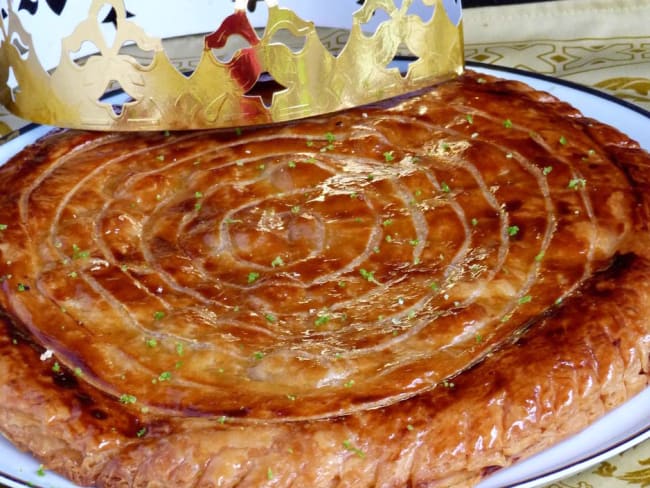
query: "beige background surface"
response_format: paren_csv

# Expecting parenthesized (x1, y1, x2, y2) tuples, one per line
(464, 0, 650, 111)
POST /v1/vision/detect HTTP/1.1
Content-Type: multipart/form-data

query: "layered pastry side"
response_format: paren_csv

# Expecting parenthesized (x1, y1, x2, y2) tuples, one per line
(0, 70, 648, 487)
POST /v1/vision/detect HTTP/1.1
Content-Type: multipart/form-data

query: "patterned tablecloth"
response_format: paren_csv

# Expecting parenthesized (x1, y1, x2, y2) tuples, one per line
(464, 0, 650, 112)
(464, 1, 650, 486)
(0, 1, 647, 487)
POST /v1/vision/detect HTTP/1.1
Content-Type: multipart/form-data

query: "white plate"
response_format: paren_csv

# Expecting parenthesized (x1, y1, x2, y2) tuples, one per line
(0, 64, 649, 488)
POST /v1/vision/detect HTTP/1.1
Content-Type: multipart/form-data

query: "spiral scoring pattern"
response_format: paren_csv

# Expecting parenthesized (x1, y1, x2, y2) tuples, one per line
(0, 73, 634, 420)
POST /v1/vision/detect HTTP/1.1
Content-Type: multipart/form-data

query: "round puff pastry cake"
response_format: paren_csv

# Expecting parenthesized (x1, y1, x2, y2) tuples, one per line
(0, 70, 649, 487)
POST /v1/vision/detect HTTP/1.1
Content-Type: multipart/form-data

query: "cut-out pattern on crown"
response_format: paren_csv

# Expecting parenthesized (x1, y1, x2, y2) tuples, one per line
(0, 0, 464, 130)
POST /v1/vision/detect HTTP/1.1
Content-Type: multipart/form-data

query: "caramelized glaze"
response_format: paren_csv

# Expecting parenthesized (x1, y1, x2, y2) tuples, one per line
(0, 71, 648, 487)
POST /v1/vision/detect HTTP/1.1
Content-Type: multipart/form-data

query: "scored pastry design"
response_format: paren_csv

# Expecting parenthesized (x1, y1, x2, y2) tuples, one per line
(0, 71, 648, 487)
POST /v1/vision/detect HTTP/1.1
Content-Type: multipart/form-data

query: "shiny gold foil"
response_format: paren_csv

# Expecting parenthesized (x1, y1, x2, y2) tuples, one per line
(0, 0, 464, 131)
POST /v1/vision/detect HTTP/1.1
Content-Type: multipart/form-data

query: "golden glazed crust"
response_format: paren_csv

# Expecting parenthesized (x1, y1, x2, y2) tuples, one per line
(0, 70, 649, 487)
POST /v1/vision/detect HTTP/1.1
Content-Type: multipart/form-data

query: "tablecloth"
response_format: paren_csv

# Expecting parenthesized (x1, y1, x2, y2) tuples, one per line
(464, 0, 650, 112)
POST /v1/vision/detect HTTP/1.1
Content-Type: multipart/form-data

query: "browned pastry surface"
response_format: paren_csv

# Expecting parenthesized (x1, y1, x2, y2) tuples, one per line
(0, 70, 649, 487)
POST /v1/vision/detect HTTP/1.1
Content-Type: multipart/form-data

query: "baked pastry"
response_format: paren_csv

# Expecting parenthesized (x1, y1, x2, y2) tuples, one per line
(0, 70, 648, 487)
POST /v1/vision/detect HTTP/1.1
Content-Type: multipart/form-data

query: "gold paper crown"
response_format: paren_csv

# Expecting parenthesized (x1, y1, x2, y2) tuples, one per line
(0, 0, 464, 131)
